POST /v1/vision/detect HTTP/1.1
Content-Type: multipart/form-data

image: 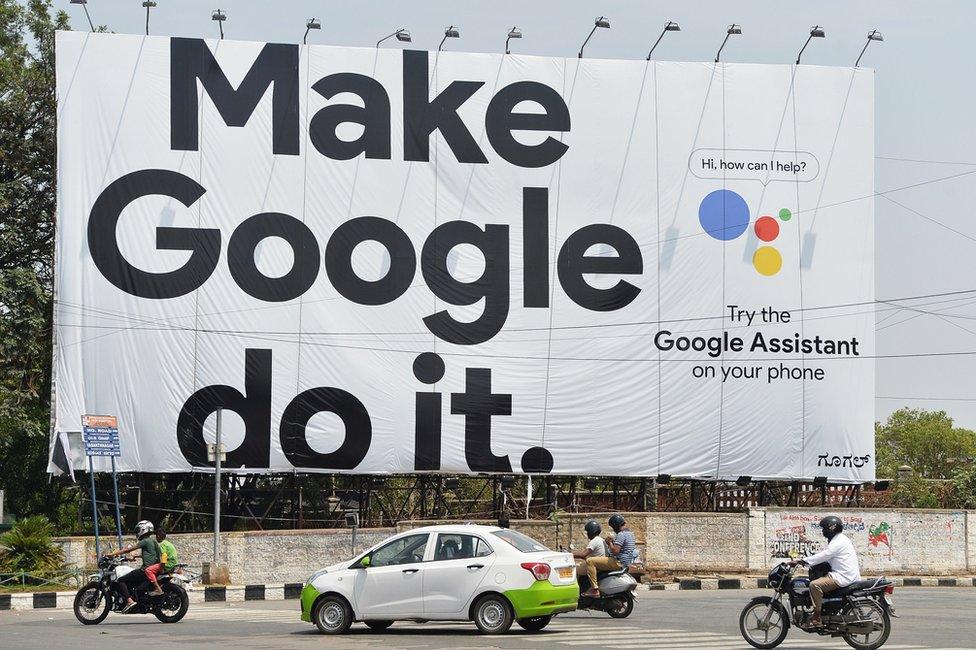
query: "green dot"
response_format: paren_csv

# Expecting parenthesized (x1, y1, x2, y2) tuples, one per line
(778, 208, 792, 221)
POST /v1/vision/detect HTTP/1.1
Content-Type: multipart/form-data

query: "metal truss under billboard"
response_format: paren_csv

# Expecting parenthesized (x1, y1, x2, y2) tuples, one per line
(51, 32, 875, 480)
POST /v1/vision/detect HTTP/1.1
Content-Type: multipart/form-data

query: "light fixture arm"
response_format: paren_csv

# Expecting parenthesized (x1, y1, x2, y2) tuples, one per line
(376, 30, 400, 48)
(438, 33, 448, 52)
(82, 3, 95, 31)
(855, 37, 872, 67)
(715, 32, 732, 63)
(144, 4, 150, 35)
(578, 24, 598, 58)
(218, 21, 224, 40)
(796, 33, 814, 65)
(505, 28, 517, 54)
(646, 26, 668, 60)
(304, 27, 310, 44)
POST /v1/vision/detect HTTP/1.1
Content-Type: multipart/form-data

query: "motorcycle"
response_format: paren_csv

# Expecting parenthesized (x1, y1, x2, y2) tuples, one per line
(73, 555, 191, 625)
(739, 562, 895, 650)
(576, 565, 638, 618)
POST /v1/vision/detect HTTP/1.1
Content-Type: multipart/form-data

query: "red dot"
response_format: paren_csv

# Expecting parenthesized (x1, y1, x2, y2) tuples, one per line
(754, 216, 779, 242)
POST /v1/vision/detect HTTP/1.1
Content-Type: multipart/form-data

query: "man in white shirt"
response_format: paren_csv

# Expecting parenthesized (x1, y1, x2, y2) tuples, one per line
(794, 515, 861, 628)
(573, 520, 606, 589)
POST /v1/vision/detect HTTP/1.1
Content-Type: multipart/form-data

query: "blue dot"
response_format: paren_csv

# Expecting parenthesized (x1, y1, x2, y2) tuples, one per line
(699, 189, 750, 241)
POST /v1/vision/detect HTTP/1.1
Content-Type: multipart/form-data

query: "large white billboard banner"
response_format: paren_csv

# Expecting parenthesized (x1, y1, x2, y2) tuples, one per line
(52, 32, 875, 479)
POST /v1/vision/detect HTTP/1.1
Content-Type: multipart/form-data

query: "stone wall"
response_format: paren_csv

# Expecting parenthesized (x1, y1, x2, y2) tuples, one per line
(760, 508, 970, 575)
(54, 527, 393, 584)
(53, 507, 976, 584)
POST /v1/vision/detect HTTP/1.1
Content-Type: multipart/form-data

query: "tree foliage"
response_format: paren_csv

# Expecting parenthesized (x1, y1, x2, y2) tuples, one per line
(875, 408, 976, 479)
(0, 0, 71, 521)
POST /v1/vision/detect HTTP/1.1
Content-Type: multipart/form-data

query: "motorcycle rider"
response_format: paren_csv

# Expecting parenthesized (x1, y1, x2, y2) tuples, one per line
(573, 520, 606, 581)
(105, 520, 162, 612)
(584, 514, 638, 597)
(792, 515, 861, 629)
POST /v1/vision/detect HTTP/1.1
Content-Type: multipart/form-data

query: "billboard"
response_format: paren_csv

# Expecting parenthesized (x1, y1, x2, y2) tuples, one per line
(51, 32, 875, 480)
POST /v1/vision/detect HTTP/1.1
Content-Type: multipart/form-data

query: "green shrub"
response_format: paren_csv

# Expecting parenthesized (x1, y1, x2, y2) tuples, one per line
(0, 515, 65, 573)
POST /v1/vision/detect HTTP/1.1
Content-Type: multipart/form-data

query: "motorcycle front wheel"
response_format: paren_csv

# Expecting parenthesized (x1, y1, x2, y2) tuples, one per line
(607, 592, 634, 618)
(843, 600, 891, 650)
(739, 597, 789, 649)
(153, 582, 189, 623)
(73, 583, 110, 625)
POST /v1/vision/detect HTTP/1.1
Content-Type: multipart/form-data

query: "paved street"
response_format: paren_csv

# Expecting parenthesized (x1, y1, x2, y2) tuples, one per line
(1, 588, 974, 649)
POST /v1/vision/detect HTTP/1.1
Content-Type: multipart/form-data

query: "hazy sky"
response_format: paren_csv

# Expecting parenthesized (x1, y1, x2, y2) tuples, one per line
(52, 0, 976, 428)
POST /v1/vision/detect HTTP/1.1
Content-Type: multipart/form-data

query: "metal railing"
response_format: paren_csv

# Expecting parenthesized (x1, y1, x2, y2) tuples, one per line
(0, 569, 86, 591)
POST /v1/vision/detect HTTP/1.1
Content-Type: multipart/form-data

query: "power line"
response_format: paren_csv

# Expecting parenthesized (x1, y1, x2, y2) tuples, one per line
(876, 155, 976, 166)
(877, 396, 976, 402)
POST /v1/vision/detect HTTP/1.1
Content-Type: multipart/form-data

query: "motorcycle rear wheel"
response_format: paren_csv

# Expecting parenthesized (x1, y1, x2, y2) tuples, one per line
(843, 600, 891, 650)
(607, 593, 634, 618)
(739, 597, 789, 649)
(153, 582, 189, 623)
(73, 583, 110, 625)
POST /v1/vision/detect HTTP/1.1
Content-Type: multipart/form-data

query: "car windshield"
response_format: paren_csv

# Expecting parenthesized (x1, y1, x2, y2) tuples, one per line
(491, 529, 549, 553)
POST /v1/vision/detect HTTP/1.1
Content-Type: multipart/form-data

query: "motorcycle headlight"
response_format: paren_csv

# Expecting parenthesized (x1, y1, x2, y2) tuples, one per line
(305, 569, 328, 587)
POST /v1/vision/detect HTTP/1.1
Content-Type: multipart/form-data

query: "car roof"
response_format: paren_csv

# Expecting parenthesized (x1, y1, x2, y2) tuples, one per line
(400, 524, 503, 534)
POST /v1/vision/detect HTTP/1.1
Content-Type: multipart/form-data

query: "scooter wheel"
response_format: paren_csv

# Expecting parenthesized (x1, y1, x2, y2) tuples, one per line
(607, 592, 634, 618)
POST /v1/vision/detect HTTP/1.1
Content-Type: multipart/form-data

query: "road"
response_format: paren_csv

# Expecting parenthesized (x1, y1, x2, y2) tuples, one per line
(1, 588, 973, 649)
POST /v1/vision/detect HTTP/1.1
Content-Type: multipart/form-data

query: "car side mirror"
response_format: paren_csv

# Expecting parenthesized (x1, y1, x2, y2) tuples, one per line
(358, 555, 371, 568)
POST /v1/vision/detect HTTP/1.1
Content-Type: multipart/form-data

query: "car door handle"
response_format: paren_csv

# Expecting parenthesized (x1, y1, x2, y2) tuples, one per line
(402, 568, 419, 574)
(467, 564, 484, 570)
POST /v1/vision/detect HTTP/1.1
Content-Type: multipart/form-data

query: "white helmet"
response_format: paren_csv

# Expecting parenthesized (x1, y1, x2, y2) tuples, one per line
(135, 520, 154, 538)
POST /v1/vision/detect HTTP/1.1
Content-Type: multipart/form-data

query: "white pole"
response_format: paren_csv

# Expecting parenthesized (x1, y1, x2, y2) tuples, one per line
(213, 409, 222, 563)
(525, 475, 532, 519)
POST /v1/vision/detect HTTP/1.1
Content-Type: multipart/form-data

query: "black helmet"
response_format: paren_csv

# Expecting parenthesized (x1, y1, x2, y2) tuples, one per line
(608, 514, 625, 531)
(584, 520, 601, 538)
(819, 515, 843, 539)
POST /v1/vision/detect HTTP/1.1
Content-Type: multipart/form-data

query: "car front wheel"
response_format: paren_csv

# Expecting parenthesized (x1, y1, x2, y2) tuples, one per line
(472, 594, 514, 635)
(313, 595, 352, 635)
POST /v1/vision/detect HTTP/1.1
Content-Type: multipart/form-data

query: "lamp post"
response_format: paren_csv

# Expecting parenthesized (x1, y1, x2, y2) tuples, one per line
(211, 9, 226, 40)
(142, 1, 156, 36)
(578, 16, 610, 58)
(304, 18, 321, 44)
(505, 26, 521, 54)
(715, 23, 741, 63)
(69, 0, 95, 32)
(646, 20, 680, 60)
(795, 25, 825, 64)
(438, 25, 459, 52)
(376, 28, 411, 48)
(855, 29, 884, 67)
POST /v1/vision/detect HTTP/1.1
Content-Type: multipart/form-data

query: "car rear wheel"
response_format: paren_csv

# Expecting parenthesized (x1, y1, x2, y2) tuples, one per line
(314, 595, 352, 635)
(472, 594, 514, 635)
(516, 615, 552, 631)
(364, 620, 394, 631)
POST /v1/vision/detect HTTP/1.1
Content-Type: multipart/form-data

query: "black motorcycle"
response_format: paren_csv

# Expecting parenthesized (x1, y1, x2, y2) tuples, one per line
(73, 555, 190, 625)
(739, 562, 895, 650)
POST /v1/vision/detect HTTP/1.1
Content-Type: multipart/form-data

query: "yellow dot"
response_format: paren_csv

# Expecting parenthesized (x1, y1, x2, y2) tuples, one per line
(753, 246, 782, 276)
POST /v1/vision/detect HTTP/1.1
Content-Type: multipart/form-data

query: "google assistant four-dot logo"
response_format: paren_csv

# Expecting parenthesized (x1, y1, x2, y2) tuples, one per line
(698, 189, 792, 276)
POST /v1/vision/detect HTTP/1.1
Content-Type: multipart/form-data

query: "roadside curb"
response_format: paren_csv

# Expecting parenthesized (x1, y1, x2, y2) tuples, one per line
(0, 582, 305, 612)
(642, 576, 976, 591)
(4, 576, 975, 611)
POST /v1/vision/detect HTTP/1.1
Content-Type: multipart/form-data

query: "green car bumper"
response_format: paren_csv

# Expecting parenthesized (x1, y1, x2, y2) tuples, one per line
(505, 581, 579, 619)
(300, 583, 318, 623)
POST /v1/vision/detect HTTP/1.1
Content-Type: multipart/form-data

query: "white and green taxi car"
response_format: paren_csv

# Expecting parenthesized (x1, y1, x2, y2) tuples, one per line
(300, 524, 578, 634)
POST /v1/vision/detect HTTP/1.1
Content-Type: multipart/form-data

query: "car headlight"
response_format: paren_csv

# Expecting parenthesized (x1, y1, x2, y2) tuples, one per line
(305, 569, 328, 587)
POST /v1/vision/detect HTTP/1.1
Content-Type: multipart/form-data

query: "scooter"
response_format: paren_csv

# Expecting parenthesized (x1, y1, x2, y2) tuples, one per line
(577, 566, 638, 618)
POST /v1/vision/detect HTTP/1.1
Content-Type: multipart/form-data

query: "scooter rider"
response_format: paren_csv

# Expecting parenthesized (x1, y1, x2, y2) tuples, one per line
(105, 520, 162, 612)
(573, 520, 606, 578)
(584, 514, 637, 597)
(791, 515, 861, 629)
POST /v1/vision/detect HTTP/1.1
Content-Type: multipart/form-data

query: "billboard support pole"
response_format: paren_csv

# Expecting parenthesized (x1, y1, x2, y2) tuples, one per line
(213, 408, 222, 563)
(110, 456, 123, 547)
(88, 456, 100, 559)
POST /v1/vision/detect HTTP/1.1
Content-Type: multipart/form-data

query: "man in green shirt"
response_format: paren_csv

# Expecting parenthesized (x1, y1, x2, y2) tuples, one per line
(105, 520, 161, 612)
(156, 528, 179, 573)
